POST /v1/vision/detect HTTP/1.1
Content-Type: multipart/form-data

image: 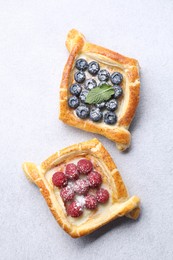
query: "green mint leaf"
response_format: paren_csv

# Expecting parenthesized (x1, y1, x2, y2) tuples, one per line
(85, 84, 115, 104)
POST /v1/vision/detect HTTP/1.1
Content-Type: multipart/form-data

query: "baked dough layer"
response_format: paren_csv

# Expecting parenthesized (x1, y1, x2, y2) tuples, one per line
(22, 138, 140, 238)
(59, 29, 140, 151)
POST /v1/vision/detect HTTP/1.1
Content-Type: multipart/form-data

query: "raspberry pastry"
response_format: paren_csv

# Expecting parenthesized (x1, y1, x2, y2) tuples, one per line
(22, 138, 140, 238)
(59, 29, 140, 151)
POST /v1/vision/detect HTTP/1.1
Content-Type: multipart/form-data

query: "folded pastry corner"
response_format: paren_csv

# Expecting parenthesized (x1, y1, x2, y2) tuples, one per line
(23, 138, 140, 238)
(59, 29, 140, 151)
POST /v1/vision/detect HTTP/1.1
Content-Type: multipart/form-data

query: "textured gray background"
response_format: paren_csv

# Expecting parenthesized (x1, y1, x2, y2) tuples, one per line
(0, 1, 173, 259)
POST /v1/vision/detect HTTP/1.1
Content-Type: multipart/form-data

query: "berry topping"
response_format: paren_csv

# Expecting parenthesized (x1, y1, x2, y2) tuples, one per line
(96, 101, 106, 109)
(96, 188, 109, 203)
(75, 58, 88, 71)
(110, 72, 123, 85)
(67, 201, 83, 217)
(76, 105, 90, 119)
(52, 172, 68, 188)
(113, 85, 123, 98)
(87, 171, 102, 188)
(85, 194, 98, 209)
(74, 71, 86, 83)
(68, 96, 79, 108)
(60, 186, 75, 202)
(79, 90, 89, 103)
(65, 163, 79, 180)
(104, 111, 117, 125)
(90, 107, 103, 122)
(74, 179, 90, 195)
(105, 99, 118, 111)
(70, 83, 82, 96)
(85, 79, 97, 90)
(98, 69, 110, 81)
(77, 159, 93, 174)
(88, 61, 100, 75)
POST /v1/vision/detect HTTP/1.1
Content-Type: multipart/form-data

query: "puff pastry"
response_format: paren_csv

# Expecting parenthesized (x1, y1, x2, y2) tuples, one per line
(22, 138, 140, 238)
(59, 29, 140, 151)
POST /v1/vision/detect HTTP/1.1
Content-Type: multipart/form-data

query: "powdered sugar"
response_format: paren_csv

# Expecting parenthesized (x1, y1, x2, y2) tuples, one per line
(74, 179, 90, 195)
(76, 195, 86, 207)
(49, 157, 110, 219)
(67, 201, 83, 217)
(67, 181, 75, 189)
(60, 186, 75, 202)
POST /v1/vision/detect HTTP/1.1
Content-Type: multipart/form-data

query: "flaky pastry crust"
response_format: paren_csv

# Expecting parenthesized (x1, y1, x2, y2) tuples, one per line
(22, 138, 140, 238)
(59, 29, 140, 151)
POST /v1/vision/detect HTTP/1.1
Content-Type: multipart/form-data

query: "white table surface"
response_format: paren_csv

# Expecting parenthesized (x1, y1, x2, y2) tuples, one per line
(0, 1, 173, 259)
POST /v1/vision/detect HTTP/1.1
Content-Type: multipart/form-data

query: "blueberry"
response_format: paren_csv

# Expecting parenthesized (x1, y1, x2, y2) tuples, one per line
(68, 96, 79, 108)
(96, 102, 106, 109)
(90, 107, 103, 122)
(85, 79, 97, 90)
(110, 72, 123, 85)
(76, 105, 90, 119)
(79, 90, 89, 103)
(74, 71, 86, 83)
(113, 85, 123, 98)
(104, 112, 117, 125)
(105, 99, 118, 111)
(75, 58, 88, 71)
(70, 83, 82, 96)
(88, 61, 100, 75)
(98, 69, 110, 81)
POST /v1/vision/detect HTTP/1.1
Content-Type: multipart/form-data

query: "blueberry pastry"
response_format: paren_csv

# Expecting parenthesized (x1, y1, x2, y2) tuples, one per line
(22, 138, 140, 238)
(59, 29, 140, 151)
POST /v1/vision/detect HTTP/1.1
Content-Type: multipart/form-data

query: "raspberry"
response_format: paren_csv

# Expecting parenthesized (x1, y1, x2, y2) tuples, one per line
(60, 186, 75, 202)
(77, 159, 93, 174)
(52, 172, 68, 188)
(85, 195, 97, 209)
(67, 201, 83, 217)
(96, 188, 109, 203)
(65, 163, 79, 180)
(87, 171, 102, 188)
(74, 179, 89, 195)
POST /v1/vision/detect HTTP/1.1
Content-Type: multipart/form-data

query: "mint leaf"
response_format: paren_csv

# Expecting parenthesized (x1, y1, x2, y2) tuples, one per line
(85, 84, 115, 104)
